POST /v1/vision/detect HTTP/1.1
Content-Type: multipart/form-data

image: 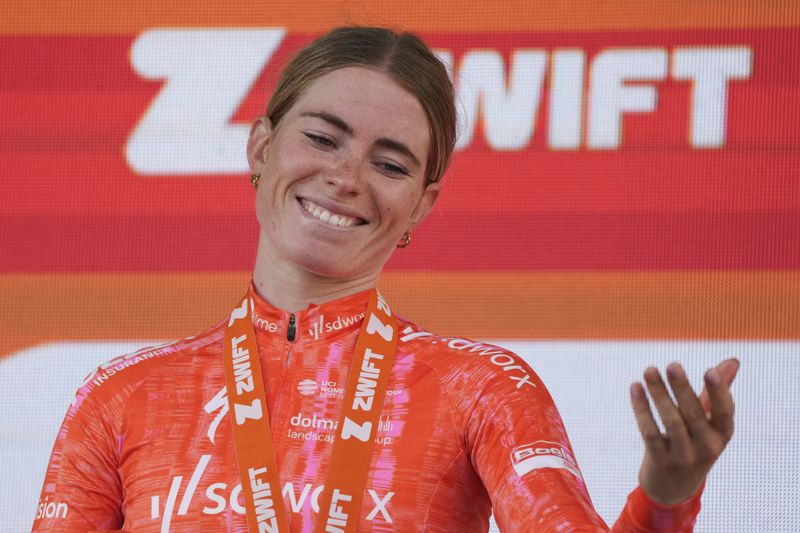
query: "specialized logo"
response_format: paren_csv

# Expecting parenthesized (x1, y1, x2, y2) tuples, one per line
(399, 327, 536, 390)
(307, 312, 366, 341)
(511, 440, 582, 480)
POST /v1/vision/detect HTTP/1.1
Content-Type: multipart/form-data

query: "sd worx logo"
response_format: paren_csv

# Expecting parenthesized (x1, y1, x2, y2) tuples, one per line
(307, 312, 365, 340)
(150, 455, 394, 530)
(149, 388, 394, 530)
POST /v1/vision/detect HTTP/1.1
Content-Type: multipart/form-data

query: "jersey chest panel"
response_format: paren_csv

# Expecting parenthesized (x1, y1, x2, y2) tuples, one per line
(116, 351, 491, 531)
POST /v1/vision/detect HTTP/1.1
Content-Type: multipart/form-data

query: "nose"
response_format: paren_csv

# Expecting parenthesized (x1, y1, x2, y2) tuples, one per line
(325, 157, 364, 197)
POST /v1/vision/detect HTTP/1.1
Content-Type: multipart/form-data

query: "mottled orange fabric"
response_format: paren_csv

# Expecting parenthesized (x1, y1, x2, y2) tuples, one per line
(33, 287, 700, 532)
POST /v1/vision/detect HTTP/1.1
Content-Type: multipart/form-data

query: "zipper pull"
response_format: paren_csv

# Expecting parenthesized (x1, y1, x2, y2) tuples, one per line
(287, 313, 296, 342)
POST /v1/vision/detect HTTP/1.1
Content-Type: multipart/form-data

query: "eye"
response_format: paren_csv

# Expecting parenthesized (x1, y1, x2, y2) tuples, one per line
(304, 132, 337, 149)
(375, 159, 410, 177)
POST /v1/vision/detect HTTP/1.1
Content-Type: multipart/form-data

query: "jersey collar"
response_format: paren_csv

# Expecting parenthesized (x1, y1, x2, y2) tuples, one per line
(249, 281, 371, 343)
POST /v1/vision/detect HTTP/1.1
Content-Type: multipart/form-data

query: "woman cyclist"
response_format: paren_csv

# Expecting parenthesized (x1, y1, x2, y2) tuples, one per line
(33, 27, 738, 532)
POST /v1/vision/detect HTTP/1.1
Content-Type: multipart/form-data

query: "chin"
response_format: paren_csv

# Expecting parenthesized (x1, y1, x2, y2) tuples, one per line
(291, 248, 367, 279)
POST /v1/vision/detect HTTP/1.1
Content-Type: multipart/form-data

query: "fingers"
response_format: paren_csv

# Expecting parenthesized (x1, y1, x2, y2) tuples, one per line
(665, 363, 714, 443)
(630, 382, 667, 456)
(643, 367, 692, 457)
(704, 365, 736, 441)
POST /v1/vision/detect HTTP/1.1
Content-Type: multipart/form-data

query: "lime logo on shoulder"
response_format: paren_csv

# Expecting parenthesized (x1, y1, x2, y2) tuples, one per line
(511, 441, 582, 480)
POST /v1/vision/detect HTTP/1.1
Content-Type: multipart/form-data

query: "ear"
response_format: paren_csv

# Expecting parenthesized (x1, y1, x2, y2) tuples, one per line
(247, 116, 272, 172)
(407, 181, 441, 230)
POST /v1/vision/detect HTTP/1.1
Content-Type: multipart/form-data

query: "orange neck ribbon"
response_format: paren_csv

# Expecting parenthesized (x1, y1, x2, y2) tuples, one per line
(223, 288, 399, 533)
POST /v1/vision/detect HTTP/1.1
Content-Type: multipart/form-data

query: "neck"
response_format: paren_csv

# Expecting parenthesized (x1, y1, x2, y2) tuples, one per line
(252, 235, 379, 313)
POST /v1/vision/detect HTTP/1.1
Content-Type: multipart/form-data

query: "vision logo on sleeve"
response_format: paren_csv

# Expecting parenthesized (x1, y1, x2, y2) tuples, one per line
(35, 498, 68, 521)
(511, 440, 582, 480)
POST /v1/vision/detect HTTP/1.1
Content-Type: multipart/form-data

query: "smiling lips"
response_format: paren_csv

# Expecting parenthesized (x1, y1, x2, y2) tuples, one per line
(300, 198, 364, 228)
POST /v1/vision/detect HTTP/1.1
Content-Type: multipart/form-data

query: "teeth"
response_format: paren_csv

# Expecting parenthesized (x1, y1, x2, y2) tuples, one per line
(301, 199, 358, 227)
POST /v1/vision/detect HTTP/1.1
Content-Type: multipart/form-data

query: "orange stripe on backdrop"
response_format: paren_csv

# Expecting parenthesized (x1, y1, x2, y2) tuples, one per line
(1, 271, 797, 357)
(0, 0, 797, 34)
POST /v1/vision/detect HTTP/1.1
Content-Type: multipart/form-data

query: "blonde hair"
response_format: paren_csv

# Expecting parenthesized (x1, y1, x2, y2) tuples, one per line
(266, 27, 456, 185)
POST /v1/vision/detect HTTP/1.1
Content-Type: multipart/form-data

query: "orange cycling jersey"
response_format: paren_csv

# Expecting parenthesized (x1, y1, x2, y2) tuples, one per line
(33, 286, 702, 532)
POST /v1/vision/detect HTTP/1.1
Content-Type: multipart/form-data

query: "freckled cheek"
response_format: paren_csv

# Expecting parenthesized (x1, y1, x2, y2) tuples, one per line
(265, 141, 316, 178)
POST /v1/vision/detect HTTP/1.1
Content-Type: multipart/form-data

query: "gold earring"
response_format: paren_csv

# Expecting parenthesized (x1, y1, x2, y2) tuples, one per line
(397, 231, 411, 249)
(250, 173, 260, 189)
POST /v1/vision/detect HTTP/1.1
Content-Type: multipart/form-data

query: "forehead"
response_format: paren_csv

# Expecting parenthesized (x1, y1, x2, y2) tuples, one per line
(289, 67, 430, 156)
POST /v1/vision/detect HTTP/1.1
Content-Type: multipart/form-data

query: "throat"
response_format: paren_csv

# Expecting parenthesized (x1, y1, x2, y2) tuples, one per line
(252, 235, 379, 313)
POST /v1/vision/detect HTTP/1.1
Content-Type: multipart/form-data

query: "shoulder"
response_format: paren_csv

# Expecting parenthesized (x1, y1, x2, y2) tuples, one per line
(71, 320, 225, 412)
(396, 317, 541, 396)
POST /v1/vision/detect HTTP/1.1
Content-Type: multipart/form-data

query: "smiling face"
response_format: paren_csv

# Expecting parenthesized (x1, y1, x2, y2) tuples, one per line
(247, 66, 439, 281)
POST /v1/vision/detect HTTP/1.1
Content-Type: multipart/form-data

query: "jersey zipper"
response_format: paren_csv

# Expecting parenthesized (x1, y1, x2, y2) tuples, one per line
(271, 313, 296, 433)
(286, 313, 296, 365)
(287, 313, 296, 342)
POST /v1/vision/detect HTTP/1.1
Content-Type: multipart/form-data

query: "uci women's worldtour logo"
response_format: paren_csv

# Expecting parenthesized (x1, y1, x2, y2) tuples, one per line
(297, 379, 318, 395)
(307, 312, 366, 340)
(296, 379, 405, 402)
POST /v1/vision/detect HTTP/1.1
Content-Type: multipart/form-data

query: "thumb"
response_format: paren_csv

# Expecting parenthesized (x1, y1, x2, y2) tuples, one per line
(699, 358, 740, 412)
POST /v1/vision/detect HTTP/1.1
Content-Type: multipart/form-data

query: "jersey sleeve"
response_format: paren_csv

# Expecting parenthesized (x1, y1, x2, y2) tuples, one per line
(463, 351, 702, 532)
(32, 371, 124, 531)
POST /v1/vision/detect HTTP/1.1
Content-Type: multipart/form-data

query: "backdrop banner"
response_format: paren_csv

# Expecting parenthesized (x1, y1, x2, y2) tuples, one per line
(2, 1, 798, 531)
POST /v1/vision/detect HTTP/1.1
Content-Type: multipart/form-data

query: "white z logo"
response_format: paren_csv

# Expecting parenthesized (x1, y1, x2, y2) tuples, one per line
(127, 28, 286, 175)
(340, 417, 372, 442)
(233, 400, 263, 425)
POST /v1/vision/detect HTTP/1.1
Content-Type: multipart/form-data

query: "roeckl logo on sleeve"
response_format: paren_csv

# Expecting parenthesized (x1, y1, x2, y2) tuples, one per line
(511, 440, 582, 480)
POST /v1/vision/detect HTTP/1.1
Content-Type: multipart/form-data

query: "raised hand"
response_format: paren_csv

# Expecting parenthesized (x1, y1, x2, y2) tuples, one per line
(629, 358, 739, 505)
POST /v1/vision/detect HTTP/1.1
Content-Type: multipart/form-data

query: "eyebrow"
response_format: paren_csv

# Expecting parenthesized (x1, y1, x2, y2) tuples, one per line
(300, 111, 353, 135)
(299, 111, 421, 168)
(375, 138, 421, 168)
